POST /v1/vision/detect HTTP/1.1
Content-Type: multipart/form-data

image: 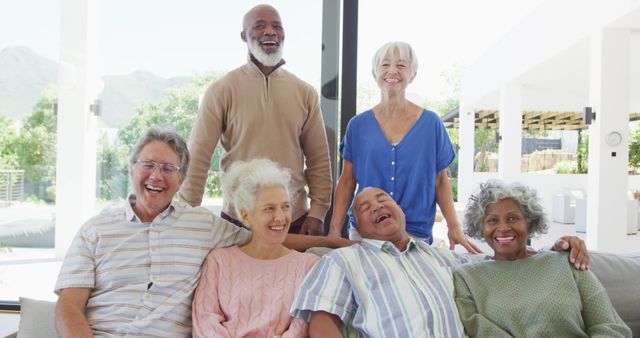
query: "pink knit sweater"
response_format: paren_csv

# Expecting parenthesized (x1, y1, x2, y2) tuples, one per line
(192, 246, 319, 338)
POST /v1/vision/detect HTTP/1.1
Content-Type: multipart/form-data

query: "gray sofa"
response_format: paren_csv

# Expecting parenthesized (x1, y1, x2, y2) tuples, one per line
(589, 251, 640, 336)
(7, 251, 640, 338)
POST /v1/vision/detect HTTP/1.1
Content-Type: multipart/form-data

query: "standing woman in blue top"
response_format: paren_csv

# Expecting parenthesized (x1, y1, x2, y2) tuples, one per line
(328, 41, 481, 253)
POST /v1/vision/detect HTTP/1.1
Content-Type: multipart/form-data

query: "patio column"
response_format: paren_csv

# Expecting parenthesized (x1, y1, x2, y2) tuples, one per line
(458, 103, 476, 204)
(586, 28, 633, 251)
(498, 84, 523, 181)
(55, 0, 101, 258)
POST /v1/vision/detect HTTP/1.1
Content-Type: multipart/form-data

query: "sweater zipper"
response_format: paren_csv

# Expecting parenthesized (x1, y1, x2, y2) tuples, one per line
(263, 75, 270, 103)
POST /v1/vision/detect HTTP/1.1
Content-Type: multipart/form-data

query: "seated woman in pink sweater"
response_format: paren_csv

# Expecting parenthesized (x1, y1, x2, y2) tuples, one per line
(192, 159, 319, 338)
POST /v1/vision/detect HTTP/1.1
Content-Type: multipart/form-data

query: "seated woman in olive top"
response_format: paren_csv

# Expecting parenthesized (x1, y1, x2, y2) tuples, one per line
(453, 180, 631, 338)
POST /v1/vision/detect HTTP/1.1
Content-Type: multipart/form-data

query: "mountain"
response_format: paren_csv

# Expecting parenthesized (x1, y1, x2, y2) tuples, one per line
(0, 46, 58, 121)
(100, 71, 188, 127)
(0, 46, 189, 127)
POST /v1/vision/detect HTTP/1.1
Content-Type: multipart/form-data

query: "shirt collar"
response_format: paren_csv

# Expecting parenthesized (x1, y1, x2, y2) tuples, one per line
(125, 194, 177, 223)
(361, 237, 417, 255)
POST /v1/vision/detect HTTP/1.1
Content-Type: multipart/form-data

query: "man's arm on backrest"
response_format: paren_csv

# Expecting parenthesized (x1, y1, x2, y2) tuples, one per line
(55, 288, 93, 338)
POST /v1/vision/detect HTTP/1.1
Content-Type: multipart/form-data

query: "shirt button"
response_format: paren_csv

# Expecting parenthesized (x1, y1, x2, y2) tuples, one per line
(390, 192, 394, 196)
(391, 177, 395, 181)
(391, 161, 395, 165)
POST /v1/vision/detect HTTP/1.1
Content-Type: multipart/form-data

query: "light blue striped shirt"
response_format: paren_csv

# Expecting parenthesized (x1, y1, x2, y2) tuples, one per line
(55, 196, 251, 338)
(291, 238, 473, 338)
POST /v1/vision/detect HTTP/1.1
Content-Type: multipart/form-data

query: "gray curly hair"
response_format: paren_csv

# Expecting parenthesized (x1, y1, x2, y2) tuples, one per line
(463, 180, 548, 239)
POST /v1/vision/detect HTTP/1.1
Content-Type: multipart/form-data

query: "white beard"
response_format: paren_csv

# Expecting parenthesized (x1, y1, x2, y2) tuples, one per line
(247, 38, 283, 67)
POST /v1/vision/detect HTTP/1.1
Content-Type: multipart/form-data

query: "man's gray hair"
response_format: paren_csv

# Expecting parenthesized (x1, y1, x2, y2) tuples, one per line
(463, 180, 549, 239)
(371, 41, 419, 77)
(129, 126, 190, 176)
(222, 158, 292, 217)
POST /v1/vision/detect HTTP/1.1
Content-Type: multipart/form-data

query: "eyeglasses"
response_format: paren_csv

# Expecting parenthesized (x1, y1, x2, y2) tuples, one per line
(135, 160, 181, 175)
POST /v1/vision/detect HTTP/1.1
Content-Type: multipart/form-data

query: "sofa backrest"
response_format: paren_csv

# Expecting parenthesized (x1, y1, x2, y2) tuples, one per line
(14, 251, 639, 337)
(15, 297, 59, 338)
(589, 251, 640, 336)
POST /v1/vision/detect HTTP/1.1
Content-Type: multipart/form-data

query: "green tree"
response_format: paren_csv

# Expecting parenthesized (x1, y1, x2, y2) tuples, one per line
(629, 127, 640, 172)
(118, 71, 225, 149)
(0, 114, 19, 170)
(97, 134, 129, 200)
(14, 87, 58, 200)
(420, 65, 462, 178)
(423, 64, 461, 116)
(23, 86, 58, 132)
(0, 87, 59, 202)
(446, 128, 459, 183)
(474, 128, 498, 172)
(576, 129, 589, 174)
(419, 65, 463, 198)
(356, 81, 379, 114)
(99, 71, 227, 199)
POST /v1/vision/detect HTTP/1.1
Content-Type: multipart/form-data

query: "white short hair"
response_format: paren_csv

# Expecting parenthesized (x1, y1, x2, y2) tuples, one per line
(371, 41, 418, 77)
(221, 159, 292, 217)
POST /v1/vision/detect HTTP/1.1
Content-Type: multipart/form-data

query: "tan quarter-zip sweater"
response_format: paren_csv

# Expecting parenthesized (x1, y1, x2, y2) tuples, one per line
(179, 58, 332, 222)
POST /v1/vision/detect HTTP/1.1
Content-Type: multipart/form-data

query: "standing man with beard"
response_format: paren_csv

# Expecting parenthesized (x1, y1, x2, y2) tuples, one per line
(179, 4, 332, 236)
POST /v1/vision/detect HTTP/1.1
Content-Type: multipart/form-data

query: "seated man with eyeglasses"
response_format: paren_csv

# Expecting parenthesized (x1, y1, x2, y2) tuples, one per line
(54, 126, 351, 338)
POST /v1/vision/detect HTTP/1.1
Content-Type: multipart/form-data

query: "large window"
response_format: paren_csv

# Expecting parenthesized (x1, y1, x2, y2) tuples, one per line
(96, 0, 323, 206)
(0, 0, 60, 303)
(1, 0, 556, 309)
(1, 0, 323, 305)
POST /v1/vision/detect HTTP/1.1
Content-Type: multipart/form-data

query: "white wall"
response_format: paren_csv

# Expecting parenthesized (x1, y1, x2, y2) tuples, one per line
(462, 0, 640, 105)
(630, 31, 640, 112)
(459, 0, 640, 253)
(521, 86, 586, 112)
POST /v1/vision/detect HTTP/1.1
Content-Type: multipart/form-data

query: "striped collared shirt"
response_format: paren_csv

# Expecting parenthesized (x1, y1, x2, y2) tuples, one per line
(55, 196, 250, 338)
(291, 238, 471, 338)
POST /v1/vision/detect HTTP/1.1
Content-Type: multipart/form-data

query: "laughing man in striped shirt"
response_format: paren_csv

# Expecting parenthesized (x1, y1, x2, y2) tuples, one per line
(290, 187, 589, 338)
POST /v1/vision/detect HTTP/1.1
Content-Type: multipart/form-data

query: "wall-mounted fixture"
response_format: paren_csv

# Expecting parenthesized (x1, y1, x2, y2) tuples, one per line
(90, 99, 101, 116)
(606, 131, 622, 146)
(583, 106, 596, 125)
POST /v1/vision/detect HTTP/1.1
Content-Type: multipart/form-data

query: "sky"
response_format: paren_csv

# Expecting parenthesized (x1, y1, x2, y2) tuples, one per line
(0, 0, 543, 102)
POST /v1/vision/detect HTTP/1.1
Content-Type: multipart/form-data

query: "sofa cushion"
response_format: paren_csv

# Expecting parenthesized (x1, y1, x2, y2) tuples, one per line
(589, 252, 640, 336)
(17, 297, 59, 338)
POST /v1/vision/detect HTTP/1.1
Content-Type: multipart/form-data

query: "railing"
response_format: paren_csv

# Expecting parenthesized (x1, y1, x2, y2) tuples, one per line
(0, 170, 24, 207)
